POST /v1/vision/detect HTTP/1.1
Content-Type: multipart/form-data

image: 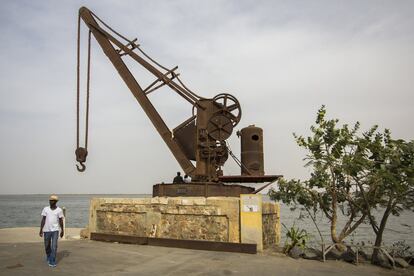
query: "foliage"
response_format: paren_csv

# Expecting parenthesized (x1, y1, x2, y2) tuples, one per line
(390, 240, 413, 258)
(269, 105, 414, 259)
(269, 105, 367, 246)
(347, 129, 414, 263)
(346, 127, 414, 218)
(282, 222, 309, 253)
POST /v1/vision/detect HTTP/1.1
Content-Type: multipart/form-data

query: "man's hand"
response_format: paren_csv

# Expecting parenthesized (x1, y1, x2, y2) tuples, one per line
(59, 217, 64, 238)
(40, 216, 46, 238)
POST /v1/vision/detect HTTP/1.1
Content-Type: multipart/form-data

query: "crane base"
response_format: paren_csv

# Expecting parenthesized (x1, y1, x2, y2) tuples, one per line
(152, 183, 254, 197)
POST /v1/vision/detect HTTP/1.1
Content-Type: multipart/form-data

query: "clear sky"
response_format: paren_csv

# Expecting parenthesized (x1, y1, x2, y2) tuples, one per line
(1, 0, 413, 194)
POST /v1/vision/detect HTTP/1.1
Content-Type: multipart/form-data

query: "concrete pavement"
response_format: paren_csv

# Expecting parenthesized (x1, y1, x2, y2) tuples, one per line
(0, 228, 412, 276)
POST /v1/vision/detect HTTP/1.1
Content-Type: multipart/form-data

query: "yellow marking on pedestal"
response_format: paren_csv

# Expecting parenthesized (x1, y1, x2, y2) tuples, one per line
(240, 194, 263, 251)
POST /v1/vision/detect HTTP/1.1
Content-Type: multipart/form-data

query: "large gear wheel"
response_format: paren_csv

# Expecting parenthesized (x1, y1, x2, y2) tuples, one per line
(207, 114, 233, 141)
(213, 93, 242, 127)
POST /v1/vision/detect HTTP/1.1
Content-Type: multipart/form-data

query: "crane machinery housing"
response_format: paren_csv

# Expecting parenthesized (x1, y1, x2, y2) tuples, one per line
(75, 7, 281, 196)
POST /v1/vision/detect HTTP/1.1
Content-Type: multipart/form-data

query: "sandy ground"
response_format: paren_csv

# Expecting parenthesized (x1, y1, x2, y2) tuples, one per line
(0, 227, 412, 276)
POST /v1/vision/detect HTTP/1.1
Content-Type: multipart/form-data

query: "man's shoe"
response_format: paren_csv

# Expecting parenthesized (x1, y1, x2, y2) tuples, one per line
(48, 263, 57, 268)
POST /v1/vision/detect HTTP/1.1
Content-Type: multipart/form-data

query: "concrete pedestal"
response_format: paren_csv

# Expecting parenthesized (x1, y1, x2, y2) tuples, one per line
(88, 196, 280, 251)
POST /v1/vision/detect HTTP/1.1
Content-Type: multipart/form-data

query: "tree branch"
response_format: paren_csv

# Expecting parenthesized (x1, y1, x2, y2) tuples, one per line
(354, 176, 379, 234)
(343, 213, 367, 238)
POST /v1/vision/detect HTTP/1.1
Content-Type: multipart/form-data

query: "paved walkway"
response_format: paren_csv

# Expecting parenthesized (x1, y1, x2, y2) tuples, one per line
(0, 228, 82, 243)
(0, 228, 412, 275)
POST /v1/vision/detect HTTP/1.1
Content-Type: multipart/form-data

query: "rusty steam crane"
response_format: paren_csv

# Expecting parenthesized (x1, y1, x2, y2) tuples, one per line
(75, 7, 281, 196)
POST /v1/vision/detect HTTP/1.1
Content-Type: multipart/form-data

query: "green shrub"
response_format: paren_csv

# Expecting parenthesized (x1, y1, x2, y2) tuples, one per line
(283, 222, 309, 253)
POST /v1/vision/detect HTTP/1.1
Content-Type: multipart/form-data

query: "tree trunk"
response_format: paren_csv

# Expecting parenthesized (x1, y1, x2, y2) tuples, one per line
(331, 207, 339, 243)
(330, 189, 345, 250)
(371, 207, 392, 264)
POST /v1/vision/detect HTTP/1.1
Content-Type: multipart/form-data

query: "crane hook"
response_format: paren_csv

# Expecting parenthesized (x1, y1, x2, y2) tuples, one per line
(75, 147, 88, 172)
(76, 162, 86, 172)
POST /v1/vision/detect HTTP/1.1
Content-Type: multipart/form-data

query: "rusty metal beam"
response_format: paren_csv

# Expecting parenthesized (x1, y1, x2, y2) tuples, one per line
(79, 7, 196, 176)
(153, 182, 255, 197)
(85, 16, 199, 105)
(218, 175, 282, 183)
(253, 178, 279, 194)
(90, 232, 257, 254)
(144, 66, 179, 94)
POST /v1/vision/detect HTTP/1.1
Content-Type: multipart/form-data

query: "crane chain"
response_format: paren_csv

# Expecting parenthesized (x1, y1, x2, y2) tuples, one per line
(76, 14, 92, 172)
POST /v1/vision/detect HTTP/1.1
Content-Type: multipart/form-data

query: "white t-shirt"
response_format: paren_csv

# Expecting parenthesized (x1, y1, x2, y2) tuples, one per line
(41, 206, 64, 232)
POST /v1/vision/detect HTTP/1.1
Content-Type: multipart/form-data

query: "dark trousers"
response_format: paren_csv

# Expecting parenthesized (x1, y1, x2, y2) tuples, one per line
(43, 231, 59, 265)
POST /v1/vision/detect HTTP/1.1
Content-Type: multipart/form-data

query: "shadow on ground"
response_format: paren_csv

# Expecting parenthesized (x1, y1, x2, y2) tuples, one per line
(56, 250, 71, 264)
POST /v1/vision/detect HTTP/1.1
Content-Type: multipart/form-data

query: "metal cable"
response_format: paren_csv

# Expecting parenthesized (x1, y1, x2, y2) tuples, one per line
(90, 11, 130, 43)
(85, 30, 91, 149)
(136, 46, 169, 71)
(226, 141, 252, 175)
(175, 74, 202, 99)
(137, 46, 202, 99)
(91, 12, 169, 72)
(76, 21, 91, 150)
(89, 10, 200, 100)
(76, 14, 81, 149)
(75, 15, 91, 172)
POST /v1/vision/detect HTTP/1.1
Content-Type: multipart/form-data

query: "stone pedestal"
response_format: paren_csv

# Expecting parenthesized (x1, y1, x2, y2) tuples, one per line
(88, 196, 280, 250)
(240, 194, 263, 251)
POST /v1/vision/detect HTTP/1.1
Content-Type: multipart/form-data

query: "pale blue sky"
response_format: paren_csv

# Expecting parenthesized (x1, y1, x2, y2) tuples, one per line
(1, 0, 413, 194)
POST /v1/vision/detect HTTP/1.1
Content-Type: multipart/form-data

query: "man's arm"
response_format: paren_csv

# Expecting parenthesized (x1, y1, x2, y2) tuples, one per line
(39, 216, 46, 237)
(59, 217, 64, 238)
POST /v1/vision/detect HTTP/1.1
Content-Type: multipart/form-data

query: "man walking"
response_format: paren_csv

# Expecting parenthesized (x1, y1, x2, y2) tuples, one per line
(39, 195, 64, 267)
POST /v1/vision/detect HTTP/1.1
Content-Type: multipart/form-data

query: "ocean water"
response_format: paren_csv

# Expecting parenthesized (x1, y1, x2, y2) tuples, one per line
(278, 203, 414, 249)
(0, 194, 412, 249)
(0, 194, 151, 229)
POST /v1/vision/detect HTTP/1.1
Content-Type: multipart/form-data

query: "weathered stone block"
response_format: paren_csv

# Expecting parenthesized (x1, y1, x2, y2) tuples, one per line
(80, 227, 89, 239)
(96, 210, 146, 236)
(88, 196, 280, 247)
(193, 197, 207, 206)
(262, 202, 280, 248)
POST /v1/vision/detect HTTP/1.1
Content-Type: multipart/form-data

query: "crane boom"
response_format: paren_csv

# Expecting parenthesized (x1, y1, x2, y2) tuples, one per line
(78, 7, 196, 175)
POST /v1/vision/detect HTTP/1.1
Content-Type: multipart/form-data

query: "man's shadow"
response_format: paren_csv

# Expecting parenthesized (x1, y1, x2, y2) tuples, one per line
(56, 250, 71, 264)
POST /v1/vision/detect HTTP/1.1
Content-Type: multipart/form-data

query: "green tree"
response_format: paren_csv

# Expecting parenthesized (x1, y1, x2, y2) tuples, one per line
(346, 128, 414, 264)
(269, 106, 367, 247)
(270, 105, 414, 263)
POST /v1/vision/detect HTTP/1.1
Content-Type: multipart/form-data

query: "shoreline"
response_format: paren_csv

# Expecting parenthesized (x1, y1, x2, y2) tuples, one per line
(0, 227, 83, 243)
